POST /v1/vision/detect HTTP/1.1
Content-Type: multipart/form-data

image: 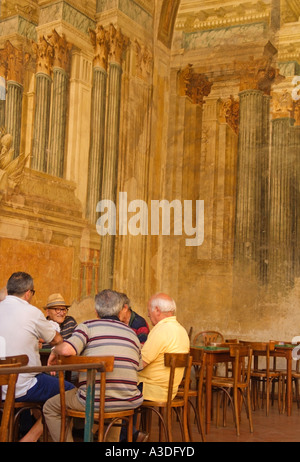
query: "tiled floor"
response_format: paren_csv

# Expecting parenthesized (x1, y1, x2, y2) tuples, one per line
(148, 401, 300, 443)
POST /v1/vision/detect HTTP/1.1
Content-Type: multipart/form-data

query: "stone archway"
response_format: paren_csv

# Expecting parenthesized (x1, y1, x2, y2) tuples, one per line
(158, 0, 180, 48)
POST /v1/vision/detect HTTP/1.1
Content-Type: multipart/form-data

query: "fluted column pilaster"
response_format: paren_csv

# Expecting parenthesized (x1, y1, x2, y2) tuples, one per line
(86, 66, 107, 222)
(47, 67, 68, 176)
(98, 25, 129, 290)
(234, 89, 270, 282)
(31, 35, 54, 172)
(31, 72, 52, 172)
(5, 81, 23, 158)
(268, 118, 297, 288)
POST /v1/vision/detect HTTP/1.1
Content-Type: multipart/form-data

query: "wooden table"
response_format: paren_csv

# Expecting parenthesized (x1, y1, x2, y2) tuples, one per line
(192, 342, 296, 436)
(192, 345, 231, 434)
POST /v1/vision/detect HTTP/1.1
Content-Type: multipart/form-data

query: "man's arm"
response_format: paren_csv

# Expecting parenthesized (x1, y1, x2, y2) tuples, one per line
(49, 331, 63, 346)
(47, 341, 76, 367)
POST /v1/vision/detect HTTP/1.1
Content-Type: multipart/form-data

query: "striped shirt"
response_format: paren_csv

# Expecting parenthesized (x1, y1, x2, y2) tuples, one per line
(42, 316, 77, 349)
(66, 317, 143, 411)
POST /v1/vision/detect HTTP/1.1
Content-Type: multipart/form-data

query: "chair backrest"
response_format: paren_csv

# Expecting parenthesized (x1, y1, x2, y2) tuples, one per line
(193, 331, 224, 346)
(164, 353, 193, 406)
(0, 354, 29, 368)
(239, 341, 274, 375)
(190, 347, 206, 392)
(57, 355, 114, 442)
(229, 345, 253, 386)
(0, 355, 29, 442)
(187, 327, 193, 341)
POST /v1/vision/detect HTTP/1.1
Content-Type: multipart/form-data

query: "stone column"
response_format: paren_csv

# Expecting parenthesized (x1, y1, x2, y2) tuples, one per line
(4, 41, 24, 158)
(268, 118, 296, 288)
(31, 36, 53, 172)
(47, 30, 72, 177)
(234, 57, 276, 283)
(98, 25, 129, 290)
(86, 25, 110, 222)
(0, 50, 5, 127)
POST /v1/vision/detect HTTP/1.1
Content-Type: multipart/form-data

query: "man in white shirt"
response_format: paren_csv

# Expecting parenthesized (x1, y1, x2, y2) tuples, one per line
(0, 272, 74, 441)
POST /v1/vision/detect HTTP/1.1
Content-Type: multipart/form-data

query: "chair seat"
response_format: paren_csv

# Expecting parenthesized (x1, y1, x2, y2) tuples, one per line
(142, 397, 185, 408)
(66, 408, 134, 419)
(212, 376, 248, 389)
(251, 370, 281, 378)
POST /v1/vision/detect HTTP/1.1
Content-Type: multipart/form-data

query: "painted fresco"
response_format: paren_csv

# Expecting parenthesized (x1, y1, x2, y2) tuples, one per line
(0, 0, 299, 342)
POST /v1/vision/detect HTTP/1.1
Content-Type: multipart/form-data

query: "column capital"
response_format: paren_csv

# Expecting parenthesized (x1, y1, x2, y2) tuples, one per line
(236, 56, 281, 95)
(220, 96, 240, 135)
(3, 41, 25, 85)
(32, 35, 54, 76)
(89, 24, 110, 71)
(108, 24, 130, 66)
(178, 64, 212, 105)
(271, 90, 294, 120)
(47, 29, 73, 73)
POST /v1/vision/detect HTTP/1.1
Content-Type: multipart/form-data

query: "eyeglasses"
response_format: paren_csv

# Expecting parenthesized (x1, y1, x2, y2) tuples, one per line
(50, 307, 69, 314)
(30, 289, 36, 296)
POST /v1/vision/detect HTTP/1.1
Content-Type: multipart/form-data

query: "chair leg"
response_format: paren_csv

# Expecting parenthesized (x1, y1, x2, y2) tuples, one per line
(246, 388, 254, 433)
(266, 380, 270, 416)
(196, 394, 206, 442)
(233, 387, 240, 436)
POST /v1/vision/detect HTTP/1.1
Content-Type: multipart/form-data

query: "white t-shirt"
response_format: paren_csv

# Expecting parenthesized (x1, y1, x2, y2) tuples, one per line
(0, 295, 57, 397)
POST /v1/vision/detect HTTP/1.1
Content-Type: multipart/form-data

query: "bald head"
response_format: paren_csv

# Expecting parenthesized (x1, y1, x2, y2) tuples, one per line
(147, 293, 176, 326)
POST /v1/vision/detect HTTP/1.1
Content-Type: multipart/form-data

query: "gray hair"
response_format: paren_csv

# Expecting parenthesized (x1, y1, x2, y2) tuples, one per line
(95, 289, 124, 317)
(119, 292, 131, 309)
(7, 272, 34, 296)
(149, 293, 176, 313)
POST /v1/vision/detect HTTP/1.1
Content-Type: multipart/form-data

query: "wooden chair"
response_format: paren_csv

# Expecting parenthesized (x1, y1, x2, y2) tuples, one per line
(211, 345, 253, 436)
(0, 355, 29, 442)
(193, 331, 224, 347)
(241, 341, 282, 415)
(274, 340, 300, 413)
(177, 348, 206, 442)
(139, 353, 193, 442)
(57, 355, 134, 442)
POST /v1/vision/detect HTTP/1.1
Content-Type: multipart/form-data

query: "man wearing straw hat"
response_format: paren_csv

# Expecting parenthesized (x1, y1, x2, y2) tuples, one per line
(41, 293, 77, 349)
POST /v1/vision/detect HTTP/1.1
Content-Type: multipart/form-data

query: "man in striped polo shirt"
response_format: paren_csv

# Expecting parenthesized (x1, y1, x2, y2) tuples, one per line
(43, 289, 143, 442)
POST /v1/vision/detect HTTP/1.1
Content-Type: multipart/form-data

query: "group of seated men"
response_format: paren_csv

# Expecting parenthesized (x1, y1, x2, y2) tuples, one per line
(0, 271, 190, 442)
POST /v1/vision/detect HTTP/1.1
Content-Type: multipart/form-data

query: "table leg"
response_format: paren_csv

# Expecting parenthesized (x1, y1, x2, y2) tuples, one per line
(84, 369, 96, 442)
(286, 353, 292, 416)
(205, 361, 213, 434)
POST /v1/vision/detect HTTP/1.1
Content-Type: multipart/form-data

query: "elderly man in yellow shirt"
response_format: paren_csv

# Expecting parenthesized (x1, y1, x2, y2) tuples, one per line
(138, 292, 190, 401)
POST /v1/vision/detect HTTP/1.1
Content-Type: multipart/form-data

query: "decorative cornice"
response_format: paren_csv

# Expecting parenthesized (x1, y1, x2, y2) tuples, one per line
(176, 0, 271, 32)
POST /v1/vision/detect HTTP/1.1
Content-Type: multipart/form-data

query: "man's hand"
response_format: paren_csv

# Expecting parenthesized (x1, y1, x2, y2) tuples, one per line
(47, 350, 58, 376)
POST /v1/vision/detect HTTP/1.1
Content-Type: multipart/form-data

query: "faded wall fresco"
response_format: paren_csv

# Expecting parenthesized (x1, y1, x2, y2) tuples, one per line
(0, 0, 300, 343)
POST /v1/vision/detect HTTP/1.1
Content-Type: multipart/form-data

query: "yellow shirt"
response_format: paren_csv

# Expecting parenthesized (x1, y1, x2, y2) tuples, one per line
(138, 316, 190, 401)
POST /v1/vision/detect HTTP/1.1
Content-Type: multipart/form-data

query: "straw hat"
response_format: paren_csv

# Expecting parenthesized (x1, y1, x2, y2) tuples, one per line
(44, 293, 70, 309)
